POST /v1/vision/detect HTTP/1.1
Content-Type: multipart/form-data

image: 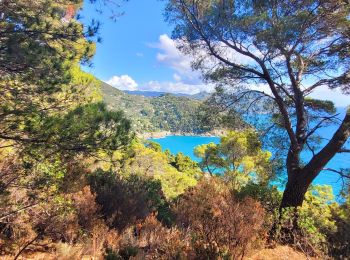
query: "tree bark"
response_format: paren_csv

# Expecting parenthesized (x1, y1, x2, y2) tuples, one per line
(280, 170, 310, 208)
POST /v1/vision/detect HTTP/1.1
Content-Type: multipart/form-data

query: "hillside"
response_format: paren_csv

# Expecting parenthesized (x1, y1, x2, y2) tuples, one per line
(100, 81, 205, 134)
(124, 90, 210, 100)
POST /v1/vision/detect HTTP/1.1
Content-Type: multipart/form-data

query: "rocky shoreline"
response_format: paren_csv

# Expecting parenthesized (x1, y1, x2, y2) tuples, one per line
(138, 129, 227, 139)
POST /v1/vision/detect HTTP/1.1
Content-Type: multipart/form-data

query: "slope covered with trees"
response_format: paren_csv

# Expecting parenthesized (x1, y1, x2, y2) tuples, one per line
(101, 81, 206, 134)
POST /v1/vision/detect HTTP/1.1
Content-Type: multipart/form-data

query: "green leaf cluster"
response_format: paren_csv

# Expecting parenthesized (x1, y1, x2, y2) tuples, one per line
(194, 129, 272, 189)
(119, 140, 200, 200)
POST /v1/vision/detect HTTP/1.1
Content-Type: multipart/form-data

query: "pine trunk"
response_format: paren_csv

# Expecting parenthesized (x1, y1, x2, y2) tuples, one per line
(280, 174, 310, 208)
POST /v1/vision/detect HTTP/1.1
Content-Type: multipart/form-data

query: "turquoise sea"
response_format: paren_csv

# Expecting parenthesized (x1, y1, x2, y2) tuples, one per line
(150, 110, 350, 198)
(150, 135, 220, 162)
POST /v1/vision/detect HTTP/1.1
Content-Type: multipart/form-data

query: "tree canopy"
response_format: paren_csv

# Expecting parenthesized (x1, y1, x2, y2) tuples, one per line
(194, 130, 272, 189)
(165, 0, 350, 208)
(0, 2, 132, 257)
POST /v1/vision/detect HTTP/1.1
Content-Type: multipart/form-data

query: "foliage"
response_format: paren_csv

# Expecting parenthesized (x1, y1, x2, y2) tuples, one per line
(327, 187, 350, 259)
(272, 185, 338, 256)
(88, 169, 172, 230)
(19, 102, 132, 160)
(237, 182, 281, 216)
(1, 0, 350, 259)
(135, 215, 191, 259)
(165, 150, 203, 181)
(165, 0, 350, 209)
(0, 0, 95, 81)
(304, 98, 336, 114)
(194, 129, 272, 189)
(0, 1, 132, 258)
(101, 82, 209, 134)
(0, 0, 99, 149)
(143, 140, 162, 153)
(150, 94, 204, 133)
(120, 141, 200, 200)
(0, 0, 132, 230)
(175, 178, 266, 259)
(237, 183, 346, 258)
(0, 102, 131, 251)
(300, 185, 337, 236)
(116, 214, 193, 259)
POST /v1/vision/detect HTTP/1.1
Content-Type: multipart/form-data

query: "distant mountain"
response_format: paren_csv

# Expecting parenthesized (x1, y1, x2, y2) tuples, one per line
(124, 90, 210, 100)
(190, 91, 211, 100)
(100, 82, 206, 134)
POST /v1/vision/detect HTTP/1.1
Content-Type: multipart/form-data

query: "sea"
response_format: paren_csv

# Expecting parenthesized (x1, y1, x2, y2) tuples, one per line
(150, 108, 349, 198)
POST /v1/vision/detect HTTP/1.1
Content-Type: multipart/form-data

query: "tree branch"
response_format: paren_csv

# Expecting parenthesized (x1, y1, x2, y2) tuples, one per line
(323, 168, 350, 180)
(304, 108, 350, 182)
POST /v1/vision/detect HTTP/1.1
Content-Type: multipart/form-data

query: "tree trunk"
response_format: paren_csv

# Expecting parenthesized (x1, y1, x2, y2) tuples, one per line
(281, 180, 309, 208)
(280, 165, 313, 209)
(280, 109, 350, 209)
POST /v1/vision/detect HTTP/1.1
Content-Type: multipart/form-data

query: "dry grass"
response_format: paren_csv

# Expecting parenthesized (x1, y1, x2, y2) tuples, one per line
(3, 244, 322, 260)
(245, 245, 321, 260)
(1, 252, 54, 260)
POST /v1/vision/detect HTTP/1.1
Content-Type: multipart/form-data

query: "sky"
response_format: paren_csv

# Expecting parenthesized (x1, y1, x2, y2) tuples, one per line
(80, 0, 349, 107)
(81, 0, 209, 95)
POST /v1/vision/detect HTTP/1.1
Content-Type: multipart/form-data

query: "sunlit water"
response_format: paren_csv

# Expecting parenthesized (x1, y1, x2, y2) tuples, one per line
(150, 109, 349, 198)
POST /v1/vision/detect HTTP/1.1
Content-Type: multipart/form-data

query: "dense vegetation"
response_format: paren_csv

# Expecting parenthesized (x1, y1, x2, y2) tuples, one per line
(0, 0, 349, 259)
(101, 81, 206, 134)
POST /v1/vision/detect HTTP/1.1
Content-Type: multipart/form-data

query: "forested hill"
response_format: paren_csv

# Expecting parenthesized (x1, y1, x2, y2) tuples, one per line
(124, 90, 210, 100)
(100, 81, 204, 134)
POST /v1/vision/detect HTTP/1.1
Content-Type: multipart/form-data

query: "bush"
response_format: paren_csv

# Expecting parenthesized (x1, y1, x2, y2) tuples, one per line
(328, 190, 350, 259)
(88, 169, 173, 230)
(71, 186, 100, 231)
(273, 185, 337, 257)
(237, 182, 281, 214)
(174, 178, 266, 259)
(117, 214, 193, 259)
(55, 243, 84, 260)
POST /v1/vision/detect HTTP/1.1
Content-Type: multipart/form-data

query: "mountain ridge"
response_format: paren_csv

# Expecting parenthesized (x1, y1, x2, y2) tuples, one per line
(123, 90, 210, 100)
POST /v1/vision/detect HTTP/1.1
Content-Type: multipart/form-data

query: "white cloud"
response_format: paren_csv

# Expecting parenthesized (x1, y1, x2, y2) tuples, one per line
(104, 74, 213, 95)
(154, 34, 263, 73)
(141, 34, 215, 94)
(149, 34, 266, 92)
(173, 73, 182, 82)
(105, 75, 138, 91)
(140, 81, 214, 95)
(151, 34, 202, 85)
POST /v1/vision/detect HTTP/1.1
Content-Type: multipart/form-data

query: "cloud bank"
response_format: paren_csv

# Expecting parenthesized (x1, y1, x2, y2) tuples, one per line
(105, 75, 213, 95)
(106, 75, 138, 91)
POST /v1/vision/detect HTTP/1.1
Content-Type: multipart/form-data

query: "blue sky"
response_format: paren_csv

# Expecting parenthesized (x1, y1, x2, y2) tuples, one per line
(81, 0, 208, 94)
(80, 0, 349, 106)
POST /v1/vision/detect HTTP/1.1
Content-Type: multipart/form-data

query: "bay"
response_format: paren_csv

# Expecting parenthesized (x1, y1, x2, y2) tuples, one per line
(150, 135, 220, 162)
(150, 109, 349, 198)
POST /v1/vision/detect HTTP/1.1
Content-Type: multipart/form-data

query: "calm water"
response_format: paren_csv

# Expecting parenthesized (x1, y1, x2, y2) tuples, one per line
(150, 121, 349, 198)
(150, 135, 220, 162)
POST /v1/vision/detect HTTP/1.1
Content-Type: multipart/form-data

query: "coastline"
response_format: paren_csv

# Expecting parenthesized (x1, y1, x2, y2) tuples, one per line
(138, 129, 226, 139)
